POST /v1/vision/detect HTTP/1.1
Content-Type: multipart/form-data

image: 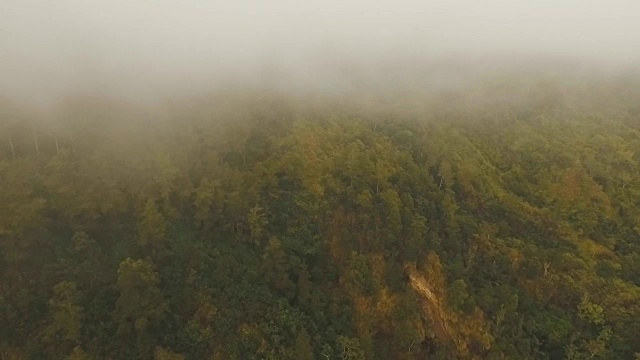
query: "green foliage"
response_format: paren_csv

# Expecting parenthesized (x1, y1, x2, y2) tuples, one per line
(114, 259, 167, 337)
(154, 346, 185, 360)
(44, 281, 83, 352)
(337, 336, 366, 360)
(2, 79, 640, 359)
(293, 328, 314, 360)
(139, 199, 167, 249)
(66, 346, 92, 360)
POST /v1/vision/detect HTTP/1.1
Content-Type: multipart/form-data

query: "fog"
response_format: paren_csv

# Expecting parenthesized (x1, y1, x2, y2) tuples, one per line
(2, 0, 640, 107)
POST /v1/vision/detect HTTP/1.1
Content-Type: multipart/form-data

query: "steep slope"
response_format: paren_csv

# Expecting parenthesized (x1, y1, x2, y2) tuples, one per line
(2, 85, 640, 359)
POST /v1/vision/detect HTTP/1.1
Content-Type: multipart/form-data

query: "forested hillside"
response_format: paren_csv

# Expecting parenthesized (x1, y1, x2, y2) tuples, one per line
(2, 75, 640, 359)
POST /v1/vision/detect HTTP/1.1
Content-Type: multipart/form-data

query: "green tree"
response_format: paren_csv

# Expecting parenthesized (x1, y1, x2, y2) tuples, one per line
(139, 199, 167, 248)
(263, 237, 294, 295)
(114, 258, 167, 336)
(66, 346, 92, 360)
(337, 336, 365, 360)
(293, 328, 314, 360)
(44, 281, 83, 350)
(247, 205, 267, 245)
(154, 346, 186, 360)
(193, 177, 219, 229)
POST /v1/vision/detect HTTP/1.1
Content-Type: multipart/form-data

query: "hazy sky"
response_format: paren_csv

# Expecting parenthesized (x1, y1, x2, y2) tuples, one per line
(1, 0, 639, 105)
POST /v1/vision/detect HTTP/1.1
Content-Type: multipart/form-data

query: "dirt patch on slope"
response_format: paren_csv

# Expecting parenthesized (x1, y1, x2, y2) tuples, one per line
(406, 265, 452, 344)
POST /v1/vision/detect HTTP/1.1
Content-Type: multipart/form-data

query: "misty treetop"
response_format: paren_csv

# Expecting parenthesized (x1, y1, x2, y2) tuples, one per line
(1, 75, 640, 359)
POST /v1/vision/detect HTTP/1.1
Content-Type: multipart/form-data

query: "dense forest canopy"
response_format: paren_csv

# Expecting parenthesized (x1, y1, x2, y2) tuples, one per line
(2, 70, 640, 359)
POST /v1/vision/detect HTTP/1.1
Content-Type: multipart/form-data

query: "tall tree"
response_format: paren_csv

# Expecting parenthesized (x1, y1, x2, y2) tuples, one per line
(114, 258, 167, 337)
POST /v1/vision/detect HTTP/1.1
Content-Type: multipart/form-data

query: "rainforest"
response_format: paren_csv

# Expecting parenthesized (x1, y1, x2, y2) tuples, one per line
(2, 69, 640, 359)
